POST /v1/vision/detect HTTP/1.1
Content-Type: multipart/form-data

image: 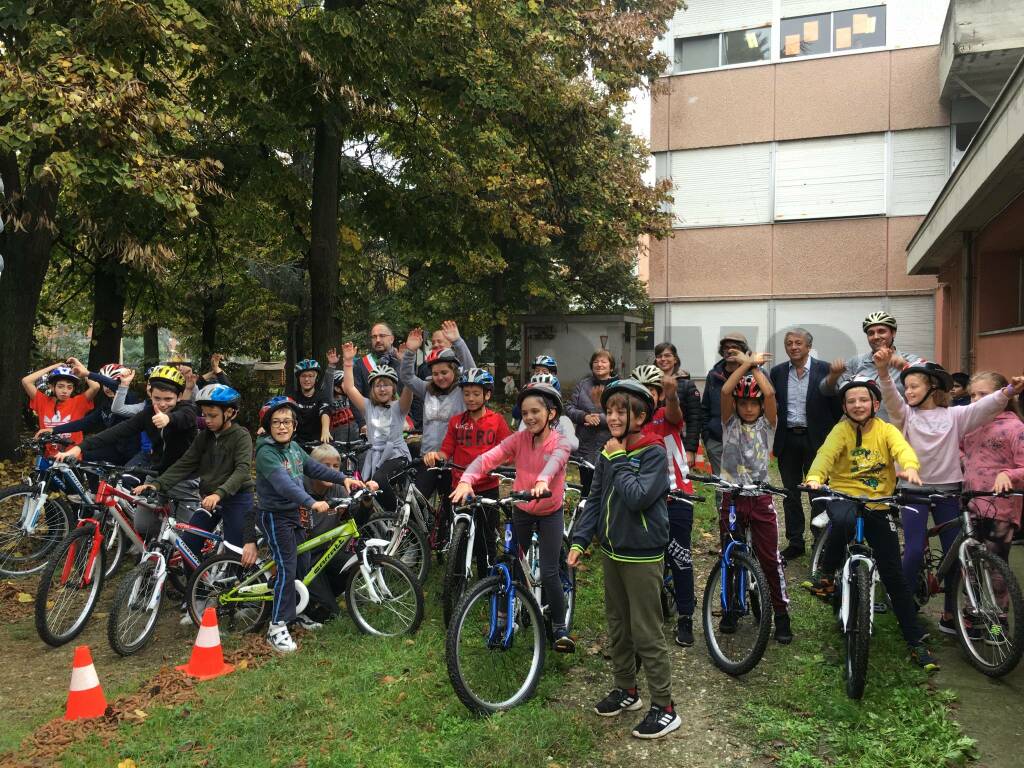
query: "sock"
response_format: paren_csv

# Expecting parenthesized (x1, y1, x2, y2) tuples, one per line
(626, 687, 637, 696)
(664, 702, 674, 713)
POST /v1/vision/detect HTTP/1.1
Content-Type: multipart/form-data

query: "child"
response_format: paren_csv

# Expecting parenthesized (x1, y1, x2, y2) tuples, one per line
(875, 349, 1019, 635)
(452, 381, 573, 651)
(288, 359, 331, 445)
(804, 377, 938, 670)
(22, 361, 100, 455)
(341, 341, 413, 510)
(424, 368, 512, 575)
(568, 378, 679, 739)
(719, 350, 792, 645)
(951, 372, 972, 407)
(962, 372, 1024, 563)
(632, 364, 697, 648)
(517, 373, 579, 451)
(510, 357, 560, 423)
(252, 396, 364, 652)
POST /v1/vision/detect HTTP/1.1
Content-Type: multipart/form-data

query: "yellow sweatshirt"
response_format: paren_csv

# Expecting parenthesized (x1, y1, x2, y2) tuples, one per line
(805, 418, 921, 498)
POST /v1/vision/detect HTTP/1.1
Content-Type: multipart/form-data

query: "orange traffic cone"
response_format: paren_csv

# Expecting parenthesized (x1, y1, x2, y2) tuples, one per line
(176, 607, 235, 680)
(64, 645, 107, 720)
(694, 445, 711, 473)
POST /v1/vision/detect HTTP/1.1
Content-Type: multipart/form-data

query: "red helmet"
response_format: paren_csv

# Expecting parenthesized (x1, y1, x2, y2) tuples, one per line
(733, 375, 762, 400)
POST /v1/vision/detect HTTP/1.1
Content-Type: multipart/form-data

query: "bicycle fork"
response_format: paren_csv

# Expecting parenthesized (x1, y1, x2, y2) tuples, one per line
(839, 553, 878, 634)
(488, 563, 516, 650)
(19, 486, 48, 534)
(720, 540, 747, 614)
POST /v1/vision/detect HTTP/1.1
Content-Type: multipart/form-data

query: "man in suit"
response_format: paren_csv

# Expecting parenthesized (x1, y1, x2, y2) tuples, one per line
(770, 328, 841, 560)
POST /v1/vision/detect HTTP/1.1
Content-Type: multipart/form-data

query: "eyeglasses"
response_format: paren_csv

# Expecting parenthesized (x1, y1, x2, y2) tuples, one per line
(270, 418, 294, 427)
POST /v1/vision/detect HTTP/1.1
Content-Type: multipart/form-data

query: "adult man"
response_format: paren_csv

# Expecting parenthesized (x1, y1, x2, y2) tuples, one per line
(770, 328, 840, 560)
(819, 311, 921, 422)
(351, 323, 410, 430)
(700, 332, 750, 476)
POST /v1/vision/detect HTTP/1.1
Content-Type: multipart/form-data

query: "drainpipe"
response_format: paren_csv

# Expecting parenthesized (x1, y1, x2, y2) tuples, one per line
(960, 232, 973, 373)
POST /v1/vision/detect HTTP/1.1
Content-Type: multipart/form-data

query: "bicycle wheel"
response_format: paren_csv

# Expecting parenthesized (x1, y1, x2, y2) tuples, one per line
(35, 525, 106, 647)
(0, 486, 74, 578)
(951, 548, 1024, 677)
(443, 519, 472, 626)
(446, 575, 546, 715)
(360, 511, 430, 584)
(346, 553, 424, 636)
(844, 559, 873, 699)
(702, 550, 772, 675)
(108, 559, 162, 655)
(809, 524, 830, 581)
(185, 553, 270, 634)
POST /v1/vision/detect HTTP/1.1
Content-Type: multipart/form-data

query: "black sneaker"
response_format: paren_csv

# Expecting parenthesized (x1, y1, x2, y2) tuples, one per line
(675, 616, 694, 647)
(774, 612, 794, 645)
(594, 688, 643, 717)
(910, 643, 940, 672)
(631, 702, 681, 739)
(938, 615, 958, 636)
(780, 543, 805, 562)
(719, 611, 738, 635)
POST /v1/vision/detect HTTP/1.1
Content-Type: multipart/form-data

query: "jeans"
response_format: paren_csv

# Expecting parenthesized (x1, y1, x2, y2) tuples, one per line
(180, 491, 253, 566)
(901, 494, 960, 615)
(511, 508, 566, 631)
(665, 499, 695, 616)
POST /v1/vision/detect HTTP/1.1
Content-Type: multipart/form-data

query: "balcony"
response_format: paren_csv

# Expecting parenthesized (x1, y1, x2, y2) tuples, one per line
(939, 0, 1024, 105)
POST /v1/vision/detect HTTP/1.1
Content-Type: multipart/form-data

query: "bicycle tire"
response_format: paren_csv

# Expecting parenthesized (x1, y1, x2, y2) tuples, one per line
(346, 552, 424, 636)
(844, 559, 872, 699)
(702, 550, 772, 676)
(108, 559, 162, 656)
(442, 519, 472, 627)
(0, 486, 74, 577)
(185, 552, 270, 634)
(360, 510, 430, 584)
(951, 548, 1024, 677)
(809, 524, 830, 581)
(446, 575, 546, 715)
(35, 525, 106, 647)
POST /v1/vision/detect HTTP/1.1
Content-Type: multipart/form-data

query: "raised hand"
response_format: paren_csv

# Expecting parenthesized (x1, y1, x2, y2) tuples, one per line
(121, 368, 136, 386)
(210, 353, 224, 373)
(1009, 375, 1024, 396)
(66, 357, 89, 378)
(873, 347, 892, 371)
(341, 341, 357, 364)
(829, 358, 847, 376)
(441, 320, 461, 342)
(405, 328, 424, 352)
(152, 412, 170, 429)
(750, 352, 772, 367)
(326, 347, 340, 367)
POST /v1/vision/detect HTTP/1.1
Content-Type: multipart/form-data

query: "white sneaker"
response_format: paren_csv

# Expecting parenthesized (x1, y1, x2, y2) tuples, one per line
(294, 613, 323, 631)
(267, 621, 297, 653)
(179, 611, 195, 626)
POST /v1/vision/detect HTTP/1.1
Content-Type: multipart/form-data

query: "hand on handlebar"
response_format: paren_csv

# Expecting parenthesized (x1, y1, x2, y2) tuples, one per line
(531, 480, 550, 498)
(134, 482, 157, 495)
(567, 548, 581, 568)
(803, 480, 822, 491)
(311, 500, 330, 514)
(450, 482, 474, 505)
(423, 451, 445, 468)
(343, 478, 366, 494)
(201, 493, 221, 512)
(993, 471, 1014, 494)
(897, 468, 922, 486)
(54, 446, 82, 463)
(34, 428, 53, 439)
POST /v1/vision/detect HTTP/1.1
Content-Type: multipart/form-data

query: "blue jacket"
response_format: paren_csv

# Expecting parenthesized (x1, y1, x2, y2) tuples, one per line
(769, 357, 841, 456)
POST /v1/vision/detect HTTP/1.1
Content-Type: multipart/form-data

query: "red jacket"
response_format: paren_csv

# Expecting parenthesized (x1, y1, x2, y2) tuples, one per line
(440, 409, 513, 491)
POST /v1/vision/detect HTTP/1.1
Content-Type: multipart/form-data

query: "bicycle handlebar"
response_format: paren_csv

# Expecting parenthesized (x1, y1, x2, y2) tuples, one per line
(690, 473, 788, 498)
(798, 484, 901, 509)
(668, 489, 705, 503)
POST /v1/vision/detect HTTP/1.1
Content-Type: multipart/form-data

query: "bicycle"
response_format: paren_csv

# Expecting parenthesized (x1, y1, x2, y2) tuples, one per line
(184, 489, 424, 637)
(658, 488, 705, 621)
(908, 488, 1024, 677)
(691, 473, 788, 676)
(445, 490, 575, 715)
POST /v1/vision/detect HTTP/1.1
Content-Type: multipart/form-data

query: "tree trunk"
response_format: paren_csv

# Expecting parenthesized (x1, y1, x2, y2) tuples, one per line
(491, 322, 508, 403)
(307, 101, 342, 364)
(200, 295, 218, 362)
(87, 254, 126, 369)
(143, 324, 160, 369)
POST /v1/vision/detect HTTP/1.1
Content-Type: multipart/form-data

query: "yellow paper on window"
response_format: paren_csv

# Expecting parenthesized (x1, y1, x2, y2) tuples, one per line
(852, 13, 876, 35)
(803, 20, 819, 43)
(835, 26, 852, 49)
(746, 31, 759, 49)
(784, 33, 801, 56)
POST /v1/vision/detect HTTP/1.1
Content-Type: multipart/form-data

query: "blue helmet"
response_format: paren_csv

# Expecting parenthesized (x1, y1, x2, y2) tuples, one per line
(259, 395, 299, 432)
(532, 355, 557, 373)
(295, 358, 320, 374)
(529, 372, 560, 392)
(47, 366, 79, 385)
(459, 368, 494, 391)
(195, 384, 241, 409)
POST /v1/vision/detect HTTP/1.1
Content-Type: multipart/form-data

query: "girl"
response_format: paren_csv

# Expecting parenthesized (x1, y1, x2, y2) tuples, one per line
(962, 372, 1024, 563)
(451, 381, 574, 651)
(875, 349, 1023, 635)
(341, 341, 413, 511)
(22, 360, 100, 455)
(565, 350, 617, 495)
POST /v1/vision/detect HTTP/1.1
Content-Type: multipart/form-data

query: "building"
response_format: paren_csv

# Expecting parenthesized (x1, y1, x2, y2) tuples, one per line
(648, 0, 955, 381)
(906, 1, 1024, 375)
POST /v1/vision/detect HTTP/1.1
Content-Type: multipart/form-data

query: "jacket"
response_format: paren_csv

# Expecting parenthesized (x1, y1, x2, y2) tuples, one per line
(150, 423, 254, 499)
(676, 378, 703, 454)
(961, 412, 1024, 524)
(80, 399, 197, 473)
(399, 337, 474, 453)
(769, 357, 841, 456)
(700, 359, 733, 443)
(565, 375, 612, 463)
(52, 390, 142, 463)
(571, 433, 669, 562)
(253, 437, 350, 515)
(805, 418, 920, 499)
(439, 409, 513, 491)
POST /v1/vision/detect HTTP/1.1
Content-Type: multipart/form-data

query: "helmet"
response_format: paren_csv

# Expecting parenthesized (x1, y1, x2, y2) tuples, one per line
(295, 359, 320, 375)
(98, 363, 129, 380)
(862, 311, 897, 333)
(460, 368, 494, 391)
(900, 361, 953, 392)
(367, 365, 399, 385)
(147, 364, 186, 393)
(631, 364, 664, 389)
(332, 369, 344, 386)
(839, 376, 882, 403)
(601, 379, 656, 420)
(47, 366, 79, 385)
(516, 381, 563, 420)
(195, 384, 241, 409)
(259, 395, 299, 432)
(529, 372, 561, 391)
(532, 355, 558, 373)
(733, 375, 763, 400)
(425, 347, 460, 369)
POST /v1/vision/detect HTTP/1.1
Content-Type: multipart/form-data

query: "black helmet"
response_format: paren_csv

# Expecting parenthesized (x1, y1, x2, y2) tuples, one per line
(601, 378, 656, 421)
(516, 382, 562, 420)
(899, 361, 953, 392)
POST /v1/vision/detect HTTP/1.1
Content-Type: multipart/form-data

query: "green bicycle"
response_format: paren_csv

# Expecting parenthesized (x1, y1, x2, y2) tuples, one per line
(184, 491, 424, 637)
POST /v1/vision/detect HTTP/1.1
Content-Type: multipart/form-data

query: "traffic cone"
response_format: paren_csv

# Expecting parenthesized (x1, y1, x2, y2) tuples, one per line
(64, 645, 107, 720)
(695, 445, 711, 473)
(176, 607, 234, 680)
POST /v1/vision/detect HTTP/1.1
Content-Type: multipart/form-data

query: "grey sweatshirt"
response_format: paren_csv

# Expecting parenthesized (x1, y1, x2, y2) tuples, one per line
(399, 337, 475, 454)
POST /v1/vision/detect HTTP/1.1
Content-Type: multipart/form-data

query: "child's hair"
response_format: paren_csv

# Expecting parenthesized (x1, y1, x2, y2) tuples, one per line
(310, 443, 341, 464)
(952, 372, 970, 389)
(904, 371, 951, 407)
(149, 381, 179, 395)
(605, 391, 648, 426)
(971, 371, 1023, 419)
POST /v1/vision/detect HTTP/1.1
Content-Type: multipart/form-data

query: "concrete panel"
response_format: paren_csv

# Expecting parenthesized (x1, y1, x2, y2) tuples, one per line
(650, 81, 670, 153)
(887, 217, 940, 291)
(648, 236, 668, 298)
(666, 67, 775, 150)
(774, 52, 891, 141)
(975, 329, 1024, 375)
(665, 226, 772, 297)
(772, 218, 888, 294)
(890, 46, 950, 130)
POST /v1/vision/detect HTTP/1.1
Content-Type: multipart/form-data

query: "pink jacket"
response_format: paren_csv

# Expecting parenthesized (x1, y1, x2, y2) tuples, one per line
(961, 412, 1024, 524)
(460, 428, 571, 516)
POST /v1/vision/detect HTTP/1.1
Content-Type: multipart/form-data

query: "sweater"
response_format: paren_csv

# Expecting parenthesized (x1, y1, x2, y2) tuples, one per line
(460, 428, 571, 516)
(399, 337, 474, 453)
(564, 375, 612, 463)
(253, 436, 350, 515)
(150, 424, 254, 499)
(805, 418, 920, 499)
(80, 400, 197, 473)
(571, 433, 670, 562)
(961, 412, 1024, 524)
(439, 409, 513, 491)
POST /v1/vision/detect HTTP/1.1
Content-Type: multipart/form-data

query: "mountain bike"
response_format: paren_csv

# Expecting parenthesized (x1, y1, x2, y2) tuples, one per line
(691, 474, 787, 676)
(658, 488, 704, 620)
(185, 489, 424, 637)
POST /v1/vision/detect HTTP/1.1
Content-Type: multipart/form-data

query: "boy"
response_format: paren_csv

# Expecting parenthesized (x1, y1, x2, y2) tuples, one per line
(719, 349, 793, 644)
(288, 359, 331, 446)
(950, 372, 971, 406)
(22, 361, 100, 455)
(804, 377, 938, 670)
(568, 379, 679, 740)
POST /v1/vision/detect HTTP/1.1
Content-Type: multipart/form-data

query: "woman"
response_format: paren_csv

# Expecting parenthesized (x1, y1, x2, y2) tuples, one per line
(565, 350, 617, 494)
(653, 342, 703, 467)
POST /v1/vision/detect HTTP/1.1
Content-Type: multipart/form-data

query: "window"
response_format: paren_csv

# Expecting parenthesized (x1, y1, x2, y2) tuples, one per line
(780, 5, 885, 59)
(978, 253, 1024, 333)
(673, 27, 770, 73)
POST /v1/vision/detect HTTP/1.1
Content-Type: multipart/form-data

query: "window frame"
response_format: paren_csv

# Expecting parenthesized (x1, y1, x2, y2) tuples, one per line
(672, 25, 772, 75)
(780, 5, 886, 61)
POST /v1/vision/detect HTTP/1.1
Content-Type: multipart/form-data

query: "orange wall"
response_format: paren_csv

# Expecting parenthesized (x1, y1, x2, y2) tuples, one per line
(975, 330, 1024, 376)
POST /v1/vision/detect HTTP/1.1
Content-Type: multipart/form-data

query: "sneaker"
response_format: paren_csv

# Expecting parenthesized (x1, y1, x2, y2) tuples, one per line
(179, 611, 195, 626)
(804, 577, 835, 599)
(938, 615, 958, 636)
(909, 643, 940, 672)
(267, 621, 297, 653)
(553, 629, 576, 654)
(675, 616, 694, 647)
(594, 688, 643, 717)
(294, 613, 323, 631)
(780, 543, 805, 561)
(718, 611, 738, 635)
(631, 702, 682, 740)
(774, 612, 794, 645)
